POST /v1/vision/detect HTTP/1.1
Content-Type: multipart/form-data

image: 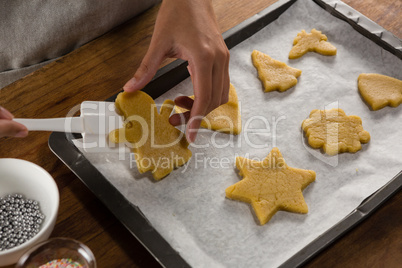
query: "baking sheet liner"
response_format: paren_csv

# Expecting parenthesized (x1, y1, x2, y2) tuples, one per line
(62, 0, 401, 267)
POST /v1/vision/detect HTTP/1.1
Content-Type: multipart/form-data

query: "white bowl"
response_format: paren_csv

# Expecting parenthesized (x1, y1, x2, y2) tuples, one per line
(0, 158, 59, 266)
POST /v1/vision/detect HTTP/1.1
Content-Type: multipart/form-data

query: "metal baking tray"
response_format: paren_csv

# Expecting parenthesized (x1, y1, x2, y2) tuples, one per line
(49, 0, 402, 267)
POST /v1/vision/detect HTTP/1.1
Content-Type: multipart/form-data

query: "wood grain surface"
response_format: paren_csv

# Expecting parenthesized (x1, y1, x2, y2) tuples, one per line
(1, 0, 401, 267)
(343, 0, 402, 39)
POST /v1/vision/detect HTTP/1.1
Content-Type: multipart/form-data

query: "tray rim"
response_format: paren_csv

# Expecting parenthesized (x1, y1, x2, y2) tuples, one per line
(49, 0, 402, 267)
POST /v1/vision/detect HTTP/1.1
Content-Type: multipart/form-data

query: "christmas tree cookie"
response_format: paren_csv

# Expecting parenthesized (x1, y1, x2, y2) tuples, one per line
(252, 50, 302, 92)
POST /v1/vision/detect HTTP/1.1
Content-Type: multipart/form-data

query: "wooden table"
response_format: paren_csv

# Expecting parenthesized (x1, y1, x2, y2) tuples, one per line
(1, 0, 401, 267)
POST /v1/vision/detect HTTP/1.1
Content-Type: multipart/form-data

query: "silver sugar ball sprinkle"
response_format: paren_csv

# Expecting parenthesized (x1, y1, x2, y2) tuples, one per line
(0, 194, 45, 251)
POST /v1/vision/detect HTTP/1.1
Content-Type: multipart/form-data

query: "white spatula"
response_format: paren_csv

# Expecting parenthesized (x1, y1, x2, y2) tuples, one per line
(14, 101, 128, 153)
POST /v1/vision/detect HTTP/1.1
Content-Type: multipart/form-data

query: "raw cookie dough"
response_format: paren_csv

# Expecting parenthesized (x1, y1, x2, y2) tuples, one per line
(358, 73, 402, 110)
(175, 84, 241, 134)
(251, 50, 302, 92)
(289, 29, 337, 59)
(226, 147, 316, 225)
(302, 108, 370, 155)
(111, 91, 192, 180)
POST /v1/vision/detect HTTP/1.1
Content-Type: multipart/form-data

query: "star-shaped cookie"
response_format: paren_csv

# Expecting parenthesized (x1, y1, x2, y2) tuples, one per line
(302, 108, 370, 155)
(252, 50, 302, 92)
(226, 148, 316, 225)
(358, 73, 402, 110)
(289, 29, 337, 59)
(175, 84, 242, 134)
(112, 91, 192, 180)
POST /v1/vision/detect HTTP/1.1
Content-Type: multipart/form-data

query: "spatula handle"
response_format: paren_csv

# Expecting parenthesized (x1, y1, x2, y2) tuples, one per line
(13, 117, 84, 133)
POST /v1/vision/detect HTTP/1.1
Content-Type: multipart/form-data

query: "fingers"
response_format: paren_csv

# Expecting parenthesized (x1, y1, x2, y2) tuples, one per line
(175, 96, 194, 111)
(127, 0, 230, 144)
(169, 111, 190, 126)
(221, 83, 230, 105)
(0, 120, 28, 138)
(0, 106, 28, 138)
(184, 40, 230, 143)
(221, 49, 231, 104)
(187, 100, 207, 143)
(0, 106, 14, 120)
(123, 43, 167, 93)
(208, 44, 230, 112)
(169, 96, 194, 126)
(186, 54, 214, 143)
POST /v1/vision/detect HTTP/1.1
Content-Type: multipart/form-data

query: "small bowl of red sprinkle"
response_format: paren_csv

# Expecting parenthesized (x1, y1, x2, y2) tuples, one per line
(15, 237, 96, 268)
(0, 158, 59, 266)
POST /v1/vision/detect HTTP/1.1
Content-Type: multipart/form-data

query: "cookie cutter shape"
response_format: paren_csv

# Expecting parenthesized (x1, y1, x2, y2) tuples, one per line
(358, 73, 402, 110)
(289, 29, 337, 59)
(226, 147, 316, 225)
(302, 108, 370, 155)
(112, 91, 192, 180)
(252, 50, 302, 92)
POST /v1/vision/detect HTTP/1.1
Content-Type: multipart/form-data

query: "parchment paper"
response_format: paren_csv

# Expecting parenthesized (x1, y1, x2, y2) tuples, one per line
(79, 1, 402, 267)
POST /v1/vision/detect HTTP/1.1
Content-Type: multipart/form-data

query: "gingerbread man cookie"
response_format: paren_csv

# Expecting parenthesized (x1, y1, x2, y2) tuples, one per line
(112, 91, 192, 180)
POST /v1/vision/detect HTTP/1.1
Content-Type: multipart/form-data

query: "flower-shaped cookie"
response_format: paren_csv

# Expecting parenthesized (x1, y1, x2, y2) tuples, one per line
(289, 29, 337, 59)
(302, 108, 370, 155)
(226, 148, 316, 225)
(252, 50, 302, 92)
(358, 73, 402, 110)
(112, 91, 192, 180)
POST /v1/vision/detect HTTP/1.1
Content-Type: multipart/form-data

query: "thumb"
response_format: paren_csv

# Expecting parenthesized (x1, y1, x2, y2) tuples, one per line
(123, 47, 165, 92)
(0, 120, 28, 138)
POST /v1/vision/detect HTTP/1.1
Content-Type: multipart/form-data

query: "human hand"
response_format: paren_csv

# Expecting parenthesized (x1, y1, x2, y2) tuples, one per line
(123, 0, 230, 143)
(0, 106, 28, 138)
